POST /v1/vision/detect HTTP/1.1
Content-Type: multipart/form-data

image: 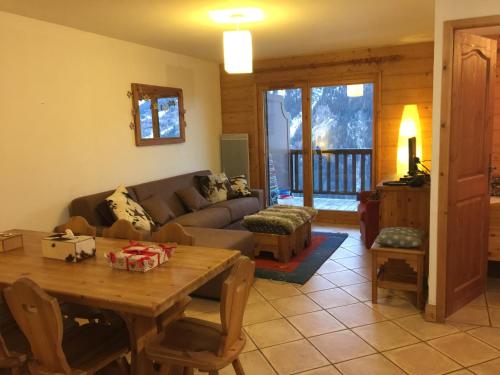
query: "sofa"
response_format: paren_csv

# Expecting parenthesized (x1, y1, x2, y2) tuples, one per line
(68, 170, 264, 299)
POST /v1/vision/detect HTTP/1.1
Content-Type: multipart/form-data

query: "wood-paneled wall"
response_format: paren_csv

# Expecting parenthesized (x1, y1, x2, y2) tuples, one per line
(220, 42, 434, 189)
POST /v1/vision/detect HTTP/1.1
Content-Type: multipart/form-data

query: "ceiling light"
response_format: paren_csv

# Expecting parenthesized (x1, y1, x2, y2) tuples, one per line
(223, 30, 253, 74)
(347, 84, 364, 97)
(209, 8, 264, 24)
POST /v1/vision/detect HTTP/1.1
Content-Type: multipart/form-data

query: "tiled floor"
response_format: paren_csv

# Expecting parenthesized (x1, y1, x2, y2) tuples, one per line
(277, 197, 358, 211)
(185, 224, 500, 375)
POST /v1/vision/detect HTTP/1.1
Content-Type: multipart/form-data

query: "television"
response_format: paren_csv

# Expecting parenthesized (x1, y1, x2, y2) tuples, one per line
(408, 136, 418, 176)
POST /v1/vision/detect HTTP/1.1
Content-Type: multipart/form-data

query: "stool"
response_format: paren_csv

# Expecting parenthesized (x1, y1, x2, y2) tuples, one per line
(371, 227, 425, 309)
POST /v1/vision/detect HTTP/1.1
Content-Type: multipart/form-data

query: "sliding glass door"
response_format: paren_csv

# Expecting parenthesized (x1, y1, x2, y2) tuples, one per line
(263, 81, 375, 212)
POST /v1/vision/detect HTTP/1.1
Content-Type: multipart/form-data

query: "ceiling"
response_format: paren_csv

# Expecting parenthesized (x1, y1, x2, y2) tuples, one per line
(0, 0, 435, 62)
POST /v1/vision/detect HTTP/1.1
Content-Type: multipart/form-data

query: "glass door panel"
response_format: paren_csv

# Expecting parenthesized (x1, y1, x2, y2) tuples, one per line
(265, 88, 304, 206)
(311, 83, 374, 211)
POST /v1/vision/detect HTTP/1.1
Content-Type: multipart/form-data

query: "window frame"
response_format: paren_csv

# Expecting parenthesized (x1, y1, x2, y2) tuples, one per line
(131, 83, 186, 146)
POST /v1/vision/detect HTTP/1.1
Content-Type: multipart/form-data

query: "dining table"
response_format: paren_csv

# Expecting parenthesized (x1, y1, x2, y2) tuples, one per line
(0, 229, 241, 375)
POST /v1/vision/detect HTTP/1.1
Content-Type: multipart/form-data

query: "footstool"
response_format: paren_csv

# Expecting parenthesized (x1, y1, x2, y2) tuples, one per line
(243, 205, 317, 263)
(371, 227, 425, 309)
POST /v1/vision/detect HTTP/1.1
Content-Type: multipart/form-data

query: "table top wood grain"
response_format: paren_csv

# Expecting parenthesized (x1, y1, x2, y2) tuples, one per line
(0, 230, 240, 318)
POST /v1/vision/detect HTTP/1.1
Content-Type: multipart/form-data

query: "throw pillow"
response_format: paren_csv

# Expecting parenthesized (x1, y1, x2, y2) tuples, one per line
(105, 185, 155, 231)
(140, 195, 175, 225)
(229, 175, 252, 198)
(376, 227, 423, 248)
(96, 200, 116, 226)
(196, 173, 232, 203)
(176, 186, 210, 212)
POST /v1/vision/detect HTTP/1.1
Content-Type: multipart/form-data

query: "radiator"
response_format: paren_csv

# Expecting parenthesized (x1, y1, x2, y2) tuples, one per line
(220, 134, 250, 184)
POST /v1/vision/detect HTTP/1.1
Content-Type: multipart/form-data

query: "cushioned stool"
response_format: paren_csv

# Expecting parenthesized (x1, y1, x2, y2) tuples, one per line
(371, 227, 425, 309)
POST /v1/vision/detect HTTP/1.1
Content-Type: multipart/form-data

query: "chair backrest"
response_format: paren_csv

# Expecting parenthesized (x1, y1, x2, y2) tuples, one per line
(57, 216, 97, 236)
(218, 257, 255, 356)
(151, 223, 193, 245)
(103, 219, 143, 241)
(3, 278, 71, 374)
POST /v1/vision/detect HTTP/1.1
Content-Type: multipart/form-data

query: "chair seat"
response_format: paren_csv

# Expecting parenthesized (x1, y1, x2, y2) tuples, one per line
(63, 323, 129, 373)
(146, 317, 245, 371)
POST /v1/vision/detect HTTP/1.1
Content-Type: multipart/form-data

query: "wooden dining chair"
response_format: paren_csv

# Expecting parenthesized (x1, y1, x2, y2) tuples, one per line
(55, 216, 97, 237)
(3, 278, 130, 375)
(0, 331, 27, 375)
(151, 223, 194, 245)
(103, 219, 143, 241)
(145, 256, 255, 375)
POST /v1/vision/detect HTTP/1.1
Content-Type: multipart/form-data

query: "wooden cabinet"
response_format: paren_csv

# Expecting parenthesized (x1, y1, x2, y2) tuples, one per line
(489, 197, 500, 261)
(376, 184, 431, 235)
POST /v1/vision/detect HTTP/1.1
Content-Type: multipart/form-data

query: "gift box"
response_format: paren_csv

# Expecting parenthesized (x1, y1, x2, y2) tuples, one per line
(105, 241, 176, 272)
(42, 233, 96, 262)
(0, 233, 23, 252)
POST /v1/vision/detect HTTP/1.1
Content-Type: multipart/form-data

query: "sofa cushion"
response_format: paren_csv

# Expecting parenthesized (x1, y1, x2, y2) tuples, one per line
(171, 207, 232, 229)
(96, 200, 115, 226)
(375, 227, 423, 248)
(211, 197, 260, 222)
(228, 175, 252, 198)
(105, 185, 155, 231)
(176, 186, 210, 212)
(196, 173, 232, 203)
(140, 195, 175, 226)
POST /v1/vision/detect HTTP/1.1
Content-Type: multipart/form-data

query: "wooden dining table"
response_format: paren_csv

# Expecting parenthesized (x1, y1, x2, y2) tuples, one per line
(0, 229, 241, 374)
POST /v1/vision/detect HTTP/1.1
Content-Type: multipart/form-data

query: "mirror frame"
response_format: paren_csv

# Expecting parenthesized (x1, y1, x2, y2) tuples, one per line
(131, 83, 186, 146)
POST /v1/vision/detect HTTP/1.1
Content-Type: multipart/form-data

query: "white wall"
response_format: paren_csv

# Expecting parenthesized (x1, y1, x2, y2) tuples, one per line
(0, 11, 222, 231)
(428, 0, 500, 305)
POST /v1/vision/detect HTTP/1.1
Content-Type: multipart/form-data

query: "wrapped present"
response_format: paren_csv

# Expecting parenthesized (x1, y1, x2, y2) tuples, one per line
(42, 230, 95, 262)
(105, 241, 177, 272)
(0, 232, 23, 252)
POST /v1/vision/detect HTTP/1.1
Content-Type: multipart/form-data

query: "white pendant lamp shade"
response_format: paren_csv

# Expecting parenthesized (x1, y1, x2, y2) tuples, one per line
(223, 30, 253, 74)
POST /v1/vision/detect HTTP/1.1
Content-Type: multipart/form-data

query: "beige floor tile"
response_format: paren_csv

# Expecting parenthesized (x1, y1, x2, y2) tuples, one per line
(393, 314, 460, 340)
(468, 357, 500, 375)
(468, 294, 487, 307)
(446, 370, 473, 374)
(487, 277, 500, 292)
(309, 330, 376, 363)
(322, 270, 367, 287)
(254, 278, 302, 300)
(287, 310, 345, 337)
(316, 260, 348, 275)
(341, 282, 390, 302)
(353, 321, 419, 351)
(446, 305, 491, 326)
(352, 266, 372, 280)
(270, 294, 322, 317)
(219, 350, 277, 375)
(186, 297, 220, 314)
(247, 287, 266, 304)
(489, 307, 500, 327)
(365, 296, 420, 319)
(186, 309, 221, 324)
(446, 321, 481, 331)
(329, 248, 358, 259)
(384, 342, 461, 375)
(299, 275, 335, 293)
(486, 291, 500, 308)
(242, 334, 257, 353)
(242, 301, 282, 326)
(327, 302, 386, 328)
(307, 288, 358, 309)
(341, 242, 367, 255)
(333, 255, 371, 270)
(468, 326, 500, 350)
(295, 365, 341, 375)
(262, 339, 329, 375)
(244, 318, 302, 348)
(428, 332, 500, 367)
(334, 354, 405, 375)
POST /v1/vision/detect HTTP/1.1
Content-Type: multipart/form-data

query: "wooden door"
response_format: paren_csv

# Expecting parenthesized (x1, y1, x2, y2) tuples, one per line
(446, 32, 497, 316)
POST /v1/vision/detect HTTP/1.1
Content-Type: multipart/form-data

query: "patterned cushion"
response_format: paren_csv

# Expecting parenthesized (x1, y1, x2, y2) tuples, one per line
(105, 185, 155, 231)
(376, 227, 423, 248)
(229, 175, 252, 198)
(196, 173, 232, 204)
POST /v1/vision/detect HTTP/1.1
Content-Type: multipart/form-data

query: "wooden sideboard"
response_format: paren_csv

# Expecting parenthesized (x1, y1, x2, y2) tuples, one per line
(376, 184, 431, 235)
(489, 197, 500, 261)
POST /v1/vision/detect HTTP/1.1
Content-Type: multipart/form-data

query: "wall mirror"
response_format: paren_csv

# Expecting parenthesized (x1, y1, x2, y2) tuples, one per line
(131, 83, 186, 146)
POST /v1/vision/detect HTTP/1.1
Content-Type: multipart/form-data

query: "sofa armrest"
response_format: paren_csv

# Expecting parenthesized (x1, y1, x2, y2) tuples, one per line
(250, 189, 265, 210)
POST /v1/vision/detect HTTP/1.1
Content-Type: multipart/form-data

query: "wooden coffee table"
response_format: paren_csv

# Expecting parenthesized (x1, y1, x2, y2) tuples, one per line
(253, 221, 312, 263)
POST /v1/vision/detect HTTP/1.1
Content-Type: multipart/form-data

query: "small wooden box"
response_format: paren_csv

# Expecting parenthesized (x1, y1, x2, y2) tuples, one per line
(0, 233, 23, 252)
(42, 234, 96, 262)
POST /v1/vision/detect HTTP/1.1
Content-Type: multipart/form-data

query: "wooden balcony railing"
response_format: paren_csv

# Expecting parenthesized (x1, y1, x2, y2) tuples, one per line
(290, 149, 372, 195)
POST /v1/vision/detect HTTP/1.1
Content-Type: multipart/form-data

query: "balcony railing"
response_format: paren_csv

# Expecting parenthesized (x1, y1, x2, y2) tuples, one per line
(290, 149, 372, 195)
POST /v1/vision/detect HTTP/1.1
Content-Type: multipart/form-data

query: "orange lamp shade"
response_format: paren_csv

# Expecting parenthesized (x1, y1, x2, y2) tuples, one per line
(397, 104, 422, 177)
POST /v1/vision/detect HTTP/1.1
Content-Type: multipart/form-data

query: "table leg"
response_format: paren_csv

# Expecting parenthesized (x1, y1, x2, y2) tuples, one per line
(120, 313, 157, 375)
